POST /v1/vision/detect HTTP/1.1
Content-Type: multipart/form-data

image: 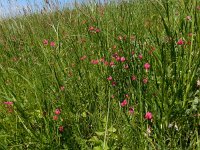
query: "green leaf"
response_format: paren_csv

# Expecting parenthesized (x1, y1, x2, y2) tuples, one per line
(88, 136, 102, 144)
(108, 126, 116, 133)
(93, 146, 103, 150)
(95, 131, 104, 136)
(81, 112, 87, 118)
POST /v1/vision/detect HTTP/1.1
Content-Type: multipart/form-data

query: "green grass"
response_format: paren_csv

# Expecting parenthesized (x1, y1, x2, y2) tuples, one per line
(0, 0, 199, 149)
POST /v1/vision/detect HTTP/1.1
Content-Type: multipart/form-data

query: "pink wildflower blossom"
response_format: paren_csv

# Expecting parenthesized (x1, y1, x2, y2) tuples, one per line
(138, 54, 143, 60)
(59, 126, 64, 132)
(91, 59, 99, 64)
(95, 28, 100, 33)
(121, 99, 127, 107)
(53, 115, 58, 121)
(107, 76, 112, 81)
(145, 112, 153, 120)
(43, 39, 48, 45)
(125, 94, 129, 98)
(112, 81, 116, 86)
(116, 56, 121, 62)
(129, 107, 134, 114)
(131, 75, 137, 81)
(110, 62, 115, 67)
(55, 109, 61, 115)
(50, 41, 56, 47)
(4, 101, 13, 105)
(104, 61, 109, 66)
(120, 57, 126, 62)
(144, 63, 150, 71)
(143, 78, 148, 84)
(89, 26, 95, 31)
(177, 38, 184, 45)
(124, 64, 129, 69)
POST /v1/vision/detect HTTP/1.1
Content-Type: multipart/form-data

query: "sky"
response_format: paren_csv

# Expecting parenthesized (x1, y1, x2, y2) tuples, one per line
(0, 0, 84, 18)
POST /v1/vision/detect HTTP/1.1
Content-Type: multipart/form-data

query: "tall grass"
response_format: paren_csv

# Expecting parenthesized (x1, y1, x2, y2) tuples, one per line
(0, 0, 199, 149)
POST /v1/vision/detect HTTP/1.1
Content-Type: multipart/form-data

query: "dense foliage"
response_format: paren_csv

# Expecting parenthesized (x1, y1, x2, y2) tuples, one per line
(0, 0, 199, 149)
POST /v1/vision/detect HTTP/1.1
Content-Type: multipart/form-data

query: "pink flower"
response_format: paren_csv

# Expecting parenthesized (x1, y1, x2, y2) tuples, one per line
(110, 62, 115, 67)
(59, 126, 64, 132)
(177, 38, 184, 45)
(107, 76, 112, 81)
(95, 28, 100, 33)
(112, 53, 118, 58)
(80, 55, 87, 60)
(50, 41, 56, 47)
(112, 81, 116, 86)
(89, 26, 95, 31)
(145, 112, 153, 120)
(143, 78, 148, 84)
(131, 75, 137, 81)
(4, 101, 13, 105)
(116, 56, 121, 62)
(53, 115, 58, 121)
(121, 99, 127, 107)
(138, 54, 143, 60)
(129, 107, 134, 114)
(104, 61, 109, 66)
(91, 59, 99, 64)
(55, 109, 61, 115)
(4, 101, 14, 113)
(120, 57, 126, 62)
(43, 39, 48, 45)
(144, 63, 150, 70)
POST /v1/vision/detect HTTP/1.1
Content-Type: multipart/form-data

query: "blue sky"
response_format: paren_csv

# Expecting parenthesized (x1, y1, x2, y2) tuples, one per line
(0, 0, 82, 18)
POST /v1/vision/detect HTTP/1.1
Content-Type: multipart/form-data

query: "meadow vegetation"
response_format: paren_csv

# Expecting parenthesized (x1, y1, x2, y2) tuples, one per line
(0, 0, 199, 149)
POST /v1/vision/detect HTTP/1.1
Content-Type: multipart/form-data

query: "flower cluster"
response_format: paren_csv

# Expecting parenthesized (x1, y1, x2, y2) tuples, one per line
(43, 39, 56, 47)
(53, 108, 64, 132)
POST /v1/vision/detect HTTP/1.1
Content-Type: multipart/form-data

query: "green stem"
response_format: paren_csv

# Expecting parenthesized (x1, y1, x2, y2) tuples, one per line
(103, 87, 111, 149)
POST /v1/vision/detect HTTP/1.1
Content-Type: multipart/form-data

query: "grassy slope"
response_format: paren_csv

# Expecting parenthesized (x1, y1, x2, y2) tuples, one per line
(0, 0, 199, 149)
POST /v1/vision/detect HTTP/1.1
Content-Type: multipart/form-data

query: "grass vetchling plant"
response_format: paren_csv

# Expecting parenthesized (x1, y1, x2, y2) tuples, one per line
(0, 0, 199, 149)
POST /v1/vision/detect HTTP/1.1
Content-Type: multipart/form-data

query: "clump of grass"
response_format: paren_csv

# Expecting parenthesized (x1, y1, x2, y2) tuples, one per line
(0, 0, 199, 149)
